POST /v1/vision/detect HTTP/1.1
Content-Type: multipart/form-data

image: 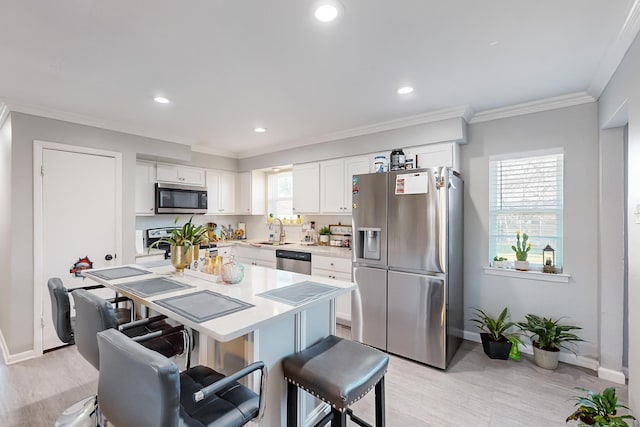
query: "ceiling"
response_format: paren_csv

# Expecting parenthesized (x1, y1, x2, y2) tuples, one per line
(0, 1, 638, 158)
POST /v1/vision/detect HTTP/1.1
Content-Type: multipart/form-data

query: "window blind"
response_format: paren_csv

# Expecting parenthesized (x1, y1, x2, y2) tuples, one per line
(489, 151, 564, 269)
(267, 171, 293, 218)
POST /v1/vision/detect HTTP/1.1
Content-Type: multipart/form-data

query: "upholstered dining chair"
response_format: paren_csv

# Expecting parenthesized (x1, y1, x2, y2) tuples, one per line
(96, 328, 267, 427)
(47, 277, 133, 347)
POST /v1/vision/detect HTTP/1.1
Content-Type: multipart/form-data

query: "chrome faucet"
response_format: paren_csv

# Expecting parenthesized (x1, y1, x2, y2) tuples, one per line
(269, 218, 286, 244)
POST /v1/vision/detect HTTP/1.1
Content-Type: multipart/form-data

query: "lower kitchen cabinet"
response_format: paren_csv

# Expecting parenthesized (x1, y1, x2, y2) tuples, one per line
(311, 255, 352, 325)
(234, 245, 276, 269)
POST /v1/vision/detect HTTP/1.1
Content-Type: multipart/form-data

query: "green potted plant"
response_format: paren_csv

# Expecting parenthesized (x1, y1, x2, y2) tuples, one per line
(566, 387, 635, 426)
(518, 314, 583, 370)
(471, 307, 520, 360)
(148, 216, 210, 273)
(318, 226, 331, 246)
(512, 231, 532, 271)
(492, 255, 509, 268)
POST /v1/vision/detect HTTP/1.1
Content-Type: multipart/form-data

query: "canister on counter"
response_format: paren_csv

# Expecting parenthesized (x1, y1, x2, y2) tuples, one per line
(390, 148, 405, 170)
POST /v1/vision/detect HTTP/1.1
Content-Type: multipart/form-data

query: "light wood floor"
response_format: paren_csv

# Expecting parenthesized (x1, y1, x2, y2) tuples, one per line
(0, 328, 629, 427)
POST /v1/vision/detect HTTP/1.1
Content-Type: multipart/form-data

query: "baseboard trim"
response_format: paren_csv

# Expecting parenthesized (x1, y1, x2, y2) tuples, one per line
(598, 367, 627, 384)
(0, 328, 37, 365)
(463, 330, 598, 371)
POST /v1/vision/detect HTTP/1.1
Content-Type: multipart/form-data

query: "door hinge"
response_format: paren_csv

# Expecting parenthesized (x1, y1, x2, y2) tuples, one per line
(40, 165, 45, 176)
(40, 317, 45, 328)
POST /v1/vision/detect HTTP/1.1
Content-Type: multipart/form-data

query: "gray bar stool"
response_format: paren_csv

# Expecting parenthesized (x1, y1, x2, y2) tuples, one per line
(283, 335, 389, 427)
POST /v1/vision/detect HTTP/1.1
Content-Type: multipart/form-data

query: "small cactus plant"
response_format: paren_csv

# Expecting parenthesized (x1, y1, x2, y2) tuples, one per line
(511, 231, 532, 261)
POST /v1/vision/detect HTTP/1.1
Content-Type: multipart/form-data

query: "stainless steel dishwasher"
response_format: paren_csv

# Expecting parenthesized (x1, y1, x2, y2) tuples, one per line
(276, 249, 312, 274)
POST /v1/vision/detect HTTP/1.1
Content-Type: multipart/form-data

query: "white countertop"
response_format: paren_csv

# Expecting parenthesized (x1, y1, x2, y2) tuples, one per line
(232, 240, 353, 258)
(85, 264, 355, 342)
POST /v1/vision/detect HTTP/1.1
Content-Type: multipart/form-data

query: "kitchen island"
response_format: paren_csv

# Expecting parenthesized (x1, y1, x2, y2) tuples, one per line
(85, 264, 355, 426)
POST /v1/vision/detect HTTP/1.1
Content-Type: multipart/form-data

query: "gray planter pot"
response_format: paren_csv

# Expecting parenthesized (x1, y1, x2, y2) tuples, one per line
(533, 343, 559, 370)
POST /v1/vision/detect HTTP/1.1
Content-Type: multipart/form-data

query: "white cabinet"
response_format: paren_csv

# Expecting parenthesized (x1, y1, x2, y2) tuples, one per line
(234, 245, 276, 269)
(292, 163, 320, 214)
(135, 161, 156, 216)
(405, 142, 459, 170)
(156, 163, 206, 186)
(237, 171, 266, 215)
(206, 170, 236, 214)
(311, 255, 353, 325)
(320, 156, 369, 214)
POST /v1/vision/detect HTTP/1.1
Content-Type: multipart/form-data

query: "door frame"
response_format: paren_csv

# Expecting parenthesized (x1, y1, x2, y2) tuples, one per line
(33, 140, 123, 356)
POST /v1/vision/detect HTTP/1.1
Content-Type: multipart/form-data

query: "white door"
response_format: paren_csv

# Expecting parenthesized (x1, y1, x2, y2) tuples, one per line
(40, 148, 120, 351)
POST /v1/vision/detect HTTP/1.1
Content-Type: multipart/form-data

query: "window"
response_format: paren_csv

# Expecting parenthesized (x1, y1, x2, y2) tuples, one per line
(489, 150, 564, 270)
(267, 171, 293, 219)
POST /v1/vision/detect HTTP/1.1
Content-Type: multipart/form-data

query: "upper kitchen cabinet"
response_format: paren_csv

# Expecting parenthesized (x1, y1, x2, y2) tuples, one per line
(156, 163, 206, 186)
(405, 142, 460, 171)
(292, 163, 320, 214)
(237, 171, 266, 215)
(135, 161, 156, 216)
(320, 156, 369, 214)
(206, 170, 236, 214)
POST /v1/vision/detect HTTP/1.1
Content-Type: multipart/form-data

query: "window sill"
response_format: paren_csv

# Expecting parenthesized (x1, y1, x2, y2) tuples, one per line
(483, 266, 570, 283)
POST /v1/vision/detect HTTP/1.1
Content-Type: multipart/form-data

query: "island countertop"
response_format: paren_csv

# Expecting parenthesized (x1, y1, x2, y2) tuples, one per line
(84, 264, 355, 342)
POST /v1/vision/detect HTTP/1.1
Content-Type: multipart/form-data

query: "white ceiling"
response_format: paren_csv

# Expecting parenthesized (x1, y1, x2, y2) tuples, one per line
(0, 1, 638, 158)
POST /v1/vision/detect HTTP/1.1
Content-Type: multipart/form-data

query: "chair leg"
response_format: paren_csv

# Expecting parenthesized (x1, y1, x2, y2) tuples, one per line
(287, 382, 298, 427)
(330, 408, 347, 427)
(374, 376, 385, 427)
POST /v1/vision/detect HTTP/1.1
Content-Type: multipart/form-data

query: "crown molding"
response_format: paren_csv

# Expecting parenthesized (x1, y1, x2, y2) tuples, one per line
(588, 0, 640, 98)
(469, 92, 596, 124)
(233, 105, 472, 159)
(1, 99, 194, 147)
(190, 143, 239, 159)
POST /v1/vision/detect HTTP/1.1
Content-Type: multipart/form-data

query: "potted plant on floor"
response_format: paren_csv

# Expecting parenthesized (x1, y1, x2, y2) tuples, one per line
(512, 231, 531, 271)
(149, 216, 210, 273)
(517, 314, 583, 370)
(566, 387, 635, 426)
(471, 307, 520, 360)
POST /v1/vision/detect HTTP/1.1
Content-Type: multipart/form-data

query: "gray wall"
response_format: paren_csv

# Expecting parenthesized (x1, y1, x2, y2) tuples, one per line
(599, 29, 640, 412)
(239, 117, 466, 171)
(4, 112, 233, 354)
(462, 103, 600, 358)
(0, 114, 12, 346)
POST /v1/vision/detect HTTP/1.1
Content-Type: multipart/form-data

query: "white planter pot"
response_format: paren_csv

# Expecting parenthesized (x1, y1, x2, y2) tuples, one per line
(493, 260, 509, 268)
(319, 235, 330, 246)
(533, 344, 559, 370)
(514, 260, 529, 271)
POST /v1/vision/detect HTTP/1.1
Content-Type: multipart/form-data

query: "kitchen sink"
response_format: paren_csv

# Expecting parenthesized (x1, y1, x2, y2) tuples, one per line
(257, 241, 294, 246)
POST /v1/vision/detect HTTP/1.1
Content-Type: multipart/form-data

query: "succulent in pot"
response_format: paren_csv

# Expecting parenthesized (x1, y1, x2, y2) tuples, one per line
(517, 314, 583, 370)
(511, 231, 532, 271)
(471, 307, 520, 360)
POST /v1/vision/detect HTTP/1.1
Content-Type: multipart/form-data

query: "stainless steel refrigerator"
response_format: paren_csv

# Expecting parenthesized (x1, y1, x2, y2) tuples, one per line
(351, 167, 463, 369)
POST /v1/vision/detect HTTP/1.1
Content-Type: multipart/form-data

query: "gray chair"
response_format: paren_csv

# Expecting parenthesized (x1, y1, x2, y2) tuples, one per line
(97, 328, 267, 427)
(73, 289, 188, 369)
(47, 277, 132, 346)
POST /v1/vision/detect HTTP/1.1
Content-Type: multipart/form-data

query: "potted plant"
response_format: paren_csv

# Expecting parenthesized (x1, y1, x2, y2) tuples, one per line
(518, 314, 583, 370)
(471, 307, 520, 360)
(318, 226, 331, 246)
(566, 387, 635, 426)
(512, 231, 532, 271)
(493, 256, 509, 268)
(149, 216, 210, 273)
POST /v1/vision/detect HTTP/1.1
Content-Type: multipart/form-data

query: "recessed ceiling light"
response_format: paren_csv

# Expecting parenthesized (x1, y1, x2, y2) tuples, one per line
(489, 41, 499, 46)
(153, 96, 170, 104)
(315, 4, 339, 22)
(254, 127, 267, 133)
(397, 86, 414, 95)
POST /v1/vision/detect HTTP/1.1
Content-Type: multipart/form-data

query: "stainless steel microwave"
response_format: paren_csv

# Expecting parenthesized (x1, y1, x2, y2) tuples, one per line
(155, 183, 208, 214)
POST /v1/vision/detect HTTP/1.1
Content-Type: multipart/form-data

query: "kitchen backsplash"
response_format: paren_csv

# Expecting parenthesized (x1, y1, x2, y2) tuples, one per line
(135, 214, 352, 243)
